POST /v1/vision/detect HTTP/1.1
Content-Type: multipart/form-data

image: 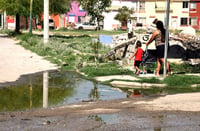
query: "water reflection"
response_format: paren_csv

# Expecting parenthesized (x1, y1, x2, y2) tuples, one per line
(89, 82, 99, 101)
(127, 89, 142, 98)
(29, 78, 32, 109)
(2, 70, 198, 112)
(0, 71, 127, 112)
(43, 71, 48, 108)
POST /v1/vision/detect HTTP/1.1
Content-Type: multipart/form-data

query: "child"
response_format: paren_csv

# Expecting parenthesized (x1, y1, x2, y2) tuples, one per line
(129, 41, 143, 75)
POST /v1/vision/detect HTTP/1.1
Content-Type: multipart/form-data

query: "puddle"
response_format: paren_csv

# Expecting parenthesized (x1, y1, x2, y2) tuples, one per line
(0, 71, 127, 112)
(92, 113, 200, 130)
(1, 70, 200, 112)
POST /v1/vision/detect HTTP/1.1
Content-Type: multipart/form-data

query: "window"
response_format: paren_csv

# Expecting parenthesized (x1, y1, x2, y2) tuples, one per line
(181, 18, 188, 25)
(78, 16, 82, 23)
(139, 1, 145, 11)
(183, 1, 188, 8)
(190, 17, 197, 26)
(190, 2, 196, 11)
(139, 17, 146, 25)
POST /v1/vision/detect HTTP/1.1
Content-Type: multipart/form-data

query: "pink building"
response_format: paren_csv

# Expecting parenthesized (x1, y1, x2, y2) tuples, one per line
(65, 1, 86, 24)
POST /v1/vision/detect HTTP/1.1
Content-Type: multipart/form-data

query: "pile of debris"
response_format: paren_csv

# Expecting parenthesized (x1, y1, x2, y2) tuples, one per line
(175, 26, 200, 50)
(102, 26, 200, 65)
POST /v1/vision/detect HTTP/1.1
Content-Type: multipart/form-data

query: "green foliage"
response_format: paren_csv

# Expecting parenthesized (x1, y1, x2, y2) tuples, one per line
(137, 77, 163, 84)
(170, 63, 200, 73)
(164, 75, 200, 87)
(114, 6, 133, 26)
(16, 33, 113, 71)
(80, 62, 133, 77)
(0, 29, 15, 36)
(78, 0, 111, 23)
(0, 0, 70, 17)
(0, 0, 71, 32)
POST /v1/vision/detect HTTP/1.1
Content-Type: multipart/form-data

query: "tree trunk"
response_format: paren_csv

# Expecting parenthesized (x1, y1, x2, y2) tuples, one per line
(15, 13, 20, 33)
(26, 17, 28, 29)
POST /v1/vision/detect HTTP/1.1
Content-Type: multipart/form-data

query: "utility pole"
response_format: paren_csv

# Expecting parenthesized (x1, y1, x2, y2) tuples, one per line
(29, 0, 33, 34)
(164, 0, 170, 78)
(3, 11, 6, 29)
(2, 12, 4, 29)
(43, 0, 49, 44)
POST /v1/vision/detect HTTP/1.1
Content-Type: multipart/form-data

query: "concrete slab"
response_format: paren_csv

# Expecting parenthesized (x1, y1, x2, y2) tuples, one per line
(110, 81, 166, 88)
(95, 75, 140, 82)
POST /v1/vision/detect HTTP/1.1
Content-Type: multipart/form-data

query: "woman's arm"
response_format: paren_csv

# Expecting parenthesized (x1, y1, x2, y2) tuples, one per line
(146, 30, 158, 46)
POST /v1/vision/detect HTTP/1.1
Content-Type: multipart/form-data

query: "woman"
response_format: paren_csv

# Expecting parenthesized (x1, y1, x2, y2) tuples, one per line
(146, 21, 170, 76)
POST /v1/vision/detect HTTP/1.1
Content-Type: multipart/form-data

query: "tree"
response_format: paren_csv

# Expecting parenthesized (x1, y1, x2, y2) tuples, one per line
(0, 0, 71, 33)
(78, 0, 111, 62)
(114, 6, 133, 28)
(78, 0, 111, 29)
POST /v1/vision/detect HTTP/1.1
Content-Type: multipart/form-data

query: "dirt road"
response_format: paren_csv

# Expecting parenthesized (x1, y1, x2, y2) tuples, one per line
(0, 36, 58, 83)
(0, 36, 200, 130)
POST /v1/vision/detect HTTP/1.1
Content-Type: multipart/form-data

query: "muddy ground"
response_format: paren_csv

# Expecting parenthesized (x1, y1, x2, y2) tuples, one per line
(1, 97, 200, 130)
(0, 37, 200, 130)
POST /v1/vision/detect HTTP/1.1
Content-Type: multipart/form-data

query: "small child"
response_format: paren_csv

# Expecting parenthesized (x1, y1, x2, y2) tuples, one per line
(129, 41, 143, 75)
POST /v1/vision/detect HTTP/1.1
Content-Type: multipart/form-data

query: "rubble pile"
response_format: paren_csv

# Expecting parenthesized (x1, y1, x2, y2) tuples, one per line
(180, 37, 200, 51)
(177, 26, 200, 50)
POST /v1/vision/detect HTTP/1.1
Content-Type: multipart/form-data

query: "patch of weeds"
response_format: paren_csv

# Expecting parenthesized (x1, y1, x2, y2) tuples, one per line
(164, 75, 200, 87)
(162, 87, 200, 94)
(136, 77, 163, 84)
(170, 63, 200, 73)
(16, 33, 33, 42)
(0, 29, 14, 35)
(80, 62, 133, 77)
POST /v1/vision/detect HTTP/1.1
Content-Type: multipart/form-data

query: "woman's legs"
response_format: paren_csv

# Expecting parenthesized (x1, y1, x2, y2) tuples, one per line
(156, 58, 161, 76)
(159, 58, 170, 73)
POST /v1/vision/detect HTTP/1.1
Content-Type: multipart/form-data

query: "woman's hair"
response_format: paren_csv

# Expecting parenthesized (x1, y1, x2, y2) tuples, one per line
(153, 18, 158, 24)
(136, 40, 142, 48)
(156, 21, 165, 42)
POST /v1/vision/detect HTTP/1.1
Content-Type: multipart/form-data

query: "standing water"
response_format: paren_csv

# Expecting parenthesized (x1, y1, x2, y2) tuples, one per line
(0, 71, 127, 112)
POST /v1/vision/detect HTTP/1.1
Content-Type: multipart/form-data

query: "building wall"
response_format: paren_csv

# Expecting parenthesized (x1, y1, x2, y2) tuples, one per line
(104, 0, 200, 31)
(65, 1, 86, 24)
(103, 0, 137, 30)
(189, 1, 200, 30)
(51, 14, 60, 28)
(6, 16, 15, 29)
(103, 11, 121, 30)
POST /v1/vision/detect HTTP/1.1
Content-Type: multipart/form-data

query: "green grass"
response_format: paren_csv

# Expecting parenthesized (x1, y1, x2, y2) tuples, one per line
(170, 62, 200, 73)
(164, 75, 200, 88)
(136, 77, 163, 84)
(14, 31, 124, 73)
(2, 29, 200, 90)
(80, 62, 133, 77)
(52, 29, 127, 36)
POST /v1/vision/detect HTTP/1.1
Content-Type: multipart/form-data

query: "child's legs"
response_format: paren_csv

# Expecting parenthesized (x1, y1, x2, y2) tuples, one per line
(134, 61, 142, 72)
(134, 66, 140, 71)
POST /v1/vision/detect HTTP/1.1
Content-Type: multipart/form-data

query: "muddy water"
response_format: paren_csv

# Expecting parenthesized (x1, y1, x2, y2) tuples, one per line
(0, 71, 127, 112)
(1, 71, 200, 113)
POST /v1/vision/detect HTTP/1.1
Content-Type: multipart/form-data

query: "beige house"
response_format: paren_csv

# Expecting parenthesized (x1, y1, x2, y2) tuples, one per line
(103, 0, 192, 31)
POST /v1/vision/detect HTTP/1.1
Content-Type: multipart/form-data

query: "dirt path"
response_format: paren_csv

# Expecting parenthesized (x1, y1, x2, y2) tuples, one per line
(0, 37, 58, 83)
